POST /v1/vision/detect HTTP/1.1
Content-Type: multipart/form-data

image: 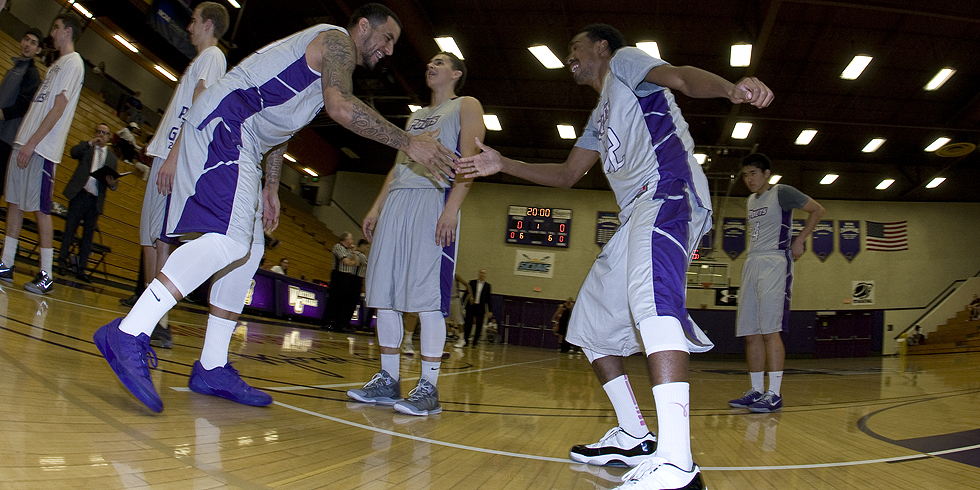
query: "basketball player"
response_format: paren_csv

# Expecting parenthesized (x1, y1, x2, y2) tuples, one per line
(348, 52, 485, 416)
(93, 3, 457, 413)
(728, 153, 823, 413)
(0, 14, 85, 295)
(458, 24, 772, 489)
(139, 2, 229, 349)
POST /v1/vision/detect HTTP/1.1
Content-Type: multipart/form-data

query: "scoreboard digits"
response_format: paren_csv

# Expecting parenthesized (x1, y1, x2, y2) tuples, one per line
(506, 205, 572, 248)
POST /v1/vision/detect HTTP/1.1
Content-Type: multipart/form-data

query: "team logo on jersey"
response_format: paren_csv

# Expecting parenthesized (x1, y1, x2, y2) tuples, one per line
(748, 206, 769, 219)
(597, 101, 625, 172)
(288, 286, 319, 313)
(408, 115, 441, 132)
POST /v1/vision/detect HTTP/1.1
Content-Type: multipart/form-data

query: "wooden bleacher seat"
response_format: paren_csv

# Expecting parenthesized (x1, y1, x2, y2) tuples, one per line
(908, 306, 980, 355)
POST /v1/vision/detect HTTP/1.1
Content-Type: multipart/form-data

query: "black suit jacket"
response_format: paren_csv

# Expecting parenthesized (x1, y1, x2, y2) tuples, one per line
(468, 279, 492, 309)
(64, 141, 118, 214)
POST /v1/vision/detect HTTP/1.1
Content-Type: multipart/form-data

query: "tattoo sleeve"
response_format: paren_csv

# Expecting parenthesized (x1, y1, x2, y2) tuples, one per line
(265, 144, 286, 189)
(320, 33, 411, 150)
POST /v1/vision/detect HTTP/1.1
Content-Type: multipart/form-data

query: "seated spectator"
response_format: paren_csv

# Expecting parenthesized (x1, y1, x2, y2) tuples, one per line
(270, 258, 289, 276)
(907, 325, 925, 346)
(969, 294, 980, 321)
(115, 122, 142, 163)
(121, 90, 144, 125)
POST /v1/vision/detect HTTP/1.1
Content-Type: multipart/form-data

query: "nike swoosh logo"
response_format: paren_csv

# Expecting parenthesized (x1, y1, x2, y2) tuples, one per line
(150, 289, 160, 301)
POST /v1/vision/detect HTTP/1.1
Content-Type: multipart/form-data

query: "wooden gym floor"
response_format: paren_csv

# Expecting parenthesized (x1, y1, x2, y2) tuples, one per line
(1, 276, 978, 489)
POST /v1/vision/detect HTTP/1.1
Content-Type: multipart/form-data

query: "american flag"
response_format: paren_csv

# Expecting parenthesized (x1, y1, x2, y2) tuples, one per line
(866, 221, 908, 251)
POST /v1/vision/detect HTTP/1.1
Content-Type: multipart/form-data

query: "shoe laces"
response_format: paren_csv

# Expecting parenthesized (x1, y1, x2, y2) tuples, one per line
(406, 380, 434, 402)
(363, 371, 391, 389)
(213, 363, 251, 391)
(589, 427, 625, 448)
(759, 390, 777, 403)
(621, 457, 670, 484)
(125, 334, 158, 377)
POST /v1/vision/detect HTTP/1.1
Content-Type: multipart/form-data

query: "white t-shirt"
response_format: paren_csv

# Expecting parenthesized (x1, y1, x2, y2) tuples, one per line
(146, 46, 226, 158)
(14, 52, 84, 163)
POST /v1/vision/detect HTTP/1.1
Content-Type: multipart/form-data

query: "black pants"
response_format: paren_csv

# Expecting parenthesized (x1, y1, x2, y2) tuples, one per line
(464, 304, 487, 345)
(328, 270, 359, 330)
(58, 192, 99, 273)
(0, 140, 12, 196)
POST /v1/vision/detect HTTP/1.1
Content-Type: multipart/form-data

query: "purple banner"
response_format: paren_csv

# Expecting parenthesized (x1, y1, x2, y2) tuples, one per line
(276, 280, 328, 320)
(149, 0, 197, 60)
(792, 219, 807, 252)
(839, 220, 861, 262)
(722, 218, 747, 260)
(811, 220, 834, 262)
(244, 272, 276, 313)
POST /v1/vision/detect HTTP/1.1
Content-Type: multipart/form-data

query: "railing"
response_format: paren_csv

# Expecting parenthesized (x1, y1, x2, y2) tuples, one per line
(896, 268, 980, 339)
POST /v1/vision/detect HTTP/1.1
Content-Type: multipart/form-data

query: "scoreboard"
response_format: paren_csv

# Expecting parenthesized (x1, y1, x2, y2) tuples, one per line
(505, 205, 572, 248)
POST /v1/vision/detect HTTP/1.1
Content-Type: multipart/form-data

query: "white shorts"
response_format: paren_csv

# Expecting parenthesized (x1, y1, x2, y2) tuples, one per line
(566, 191, 714, 357)
(365, 187, 457, 315)
(4, 146, 55, 214)
(165, 118, 262, 248)
(139, 156, 168, 246)
(736, 252, 793, 336)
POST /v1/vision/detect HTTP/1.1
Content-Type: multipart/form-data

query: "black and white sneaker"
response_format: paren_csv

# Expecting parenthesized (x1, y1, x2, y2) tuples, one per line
(571, 427, 658, 467)
(24, 271, 54, 295)
(0, 262, 13, 282)
(614, 457, 704, 489)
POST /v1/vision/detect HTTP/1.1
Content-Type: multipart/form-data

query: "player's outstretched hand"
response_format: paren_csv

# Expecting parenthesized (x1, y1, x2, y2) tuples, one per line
(455, 138, 503, 178)
(405, 129, 456, 183)
(362, 212, 379, 242)
(156, 155, 178, 195)
(262, 186, 280, 232)
(730, 77, 774, 108)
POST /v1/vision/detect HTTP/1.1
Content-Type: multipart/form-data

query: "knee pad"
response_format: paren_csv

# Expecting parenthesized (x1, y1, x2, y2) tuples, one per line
(210, 238, 263, 313)
(376, 309, 403, 348)
(638, 316, 690, 356)
(418, 311, 447, 358)
(160, 233, 249, 296)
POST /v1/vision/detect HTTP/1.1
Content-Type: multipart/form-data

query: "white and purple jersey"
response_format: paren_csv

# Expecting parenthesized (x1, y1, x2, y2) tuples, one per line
(575, 47, 711, 221)
(746, 184, 810, 255)
(389, 96, 464, 190)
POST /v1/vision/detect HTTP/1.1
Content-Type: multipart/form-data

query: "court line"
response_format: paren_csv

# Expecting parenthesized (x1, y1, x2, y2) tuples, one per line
(272, 400, 980, 471)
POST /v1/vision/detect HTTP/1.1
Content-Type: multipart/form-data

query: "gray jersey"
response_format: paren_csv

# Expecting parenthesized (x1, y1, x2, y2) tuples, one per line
(746, 184, 810, 254)
(389, 96, 465, 190)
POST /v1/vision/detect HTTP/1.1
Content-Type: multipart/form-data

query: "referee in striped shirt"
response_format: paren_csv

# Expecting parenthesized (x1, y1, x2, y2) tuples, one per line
(328, 232, 361, 331)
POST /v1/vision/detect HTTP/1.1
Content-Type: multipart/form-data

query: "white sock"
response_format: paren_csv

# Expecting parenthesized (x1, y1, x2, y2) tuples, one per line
(421, 360, 440, 387)
(603, 375, 648, 438)
(768, 371, 783, 395)
(652, 382, 693, 471)
(750, 371, 765, 393)
(200, 314, 236, 370)
(3, 236, 17, 266)
(119, 279, 177, 337)
(40, 248, 53, 276)
(381, 354, 400, 380)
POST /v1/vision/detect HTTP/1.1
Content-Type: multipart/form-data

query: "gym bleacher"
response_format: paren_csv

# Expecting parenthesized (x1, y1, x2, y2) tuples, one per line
(908, 307, 980, 355)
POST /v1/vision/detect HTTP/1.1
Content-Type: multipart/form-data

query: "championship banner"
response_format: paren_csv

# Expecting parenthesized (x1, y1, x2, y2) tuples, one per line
(514, 249, 555, 278)
(595, 211, 620, 247)
(839, 220, 861, 262)
(722, 218, 746, 260)
(811, 220, 834, 262)
(792, 219, 806, 252)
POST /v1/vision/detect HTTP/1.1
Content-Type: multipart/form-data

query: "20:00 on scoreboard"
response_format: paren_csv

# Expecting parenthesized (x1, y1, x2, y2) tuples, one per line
(505, 205, 572, 248)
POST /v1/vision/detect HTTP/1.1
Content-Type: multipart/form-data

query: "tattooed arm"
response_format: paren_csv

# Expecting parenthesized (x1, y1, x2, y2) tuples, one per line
(261, 144, 286, 232)
(316, 30, 456, 180)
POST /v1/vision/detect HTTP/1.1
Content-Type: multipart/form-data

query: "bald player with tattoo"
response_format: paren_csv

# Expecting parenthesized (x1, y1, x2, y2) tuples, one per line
(93, 3, 456, 413)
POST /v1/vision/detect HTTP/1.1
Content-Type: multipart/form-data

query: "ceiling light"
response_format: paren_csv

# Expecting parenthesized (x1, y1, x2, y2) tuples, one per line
(226, 0, 241, 8)
(876, 179, 895, 190)
(153, 65, 177, 82)
(636, 42, 661, 59)
(434, 37, 464, 60)
(693, 153, 706, 165)
(924, 68, 955, 90)
(528, 45, 564, 69)
(408, 104, 422, 113)
(283, 153, 296, 162)
(841, 55, 872, 79)
(769, 174, 782, 184)
(113, 35, 139, 53)
(341, 147, 359, 159)
(795, 129, 817, 145)
(556, 125, 576, 139)
(925, 137, 950, 152)
(303, 167, 318, 177)
(70, 2, 94, 19)
(730, 44, 752, 67)
(731, 122, 753, 139)
(862, 138, 885, 153)
(483, 114, 501, 131)
(820, 174, 839, 185)
(926, 177, 946, 188)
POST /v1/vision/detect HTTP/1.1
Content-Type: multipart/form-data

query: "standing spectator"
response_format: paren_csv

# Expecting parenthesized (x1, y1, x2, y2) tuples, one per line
(0, 13, 85, 295)
(328, 232, 360, 331)
(115, 122, 142, 164)
(270, 257, 289, 275)
(552, 297, 576, 353)
(460, 269, 491, 347)
(0, 28, 43, 195)
(57, 123, 118, 282)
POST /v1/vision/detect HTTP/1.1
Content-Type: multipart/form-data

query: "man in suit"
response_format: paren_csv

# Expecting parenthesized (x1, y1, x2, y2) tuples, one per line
(58, 123, 118, 283)
(460, 269, 491, 347)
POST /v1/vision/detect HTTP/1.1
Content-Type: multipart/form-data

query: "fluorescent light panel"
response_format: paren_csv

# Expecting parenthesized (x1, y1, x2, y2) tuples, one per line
(434, 37, 464, 60)
(226, 0, 242, 8)
(70, 2, 94, 19)
(795, 129, 817, 145)
(863, 138, 885, 153)
(730, 44, 752, 67)
(820, 174, 839, 185)
(841, 55, 872, 80)
(153, 65, 177, 81)
(283, 153, 296, 162)
(925, 137, 950, 152)
(876, 179, 895, 190)
(556, 125, 576, 139)
(636, 42, 661, 59)
(408, 104, 422, 113)
(769, 174, 782, 184)
(113, 35, 138, 53)
(731, 122, 753, 139)
(924, 68, 955, 90)
(528, 45, 564, 69)
(303, 167, 318, 177)
(483, 114, 501, 131)
(926, 177, 946, 188)
(693, 153, 706, 165)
